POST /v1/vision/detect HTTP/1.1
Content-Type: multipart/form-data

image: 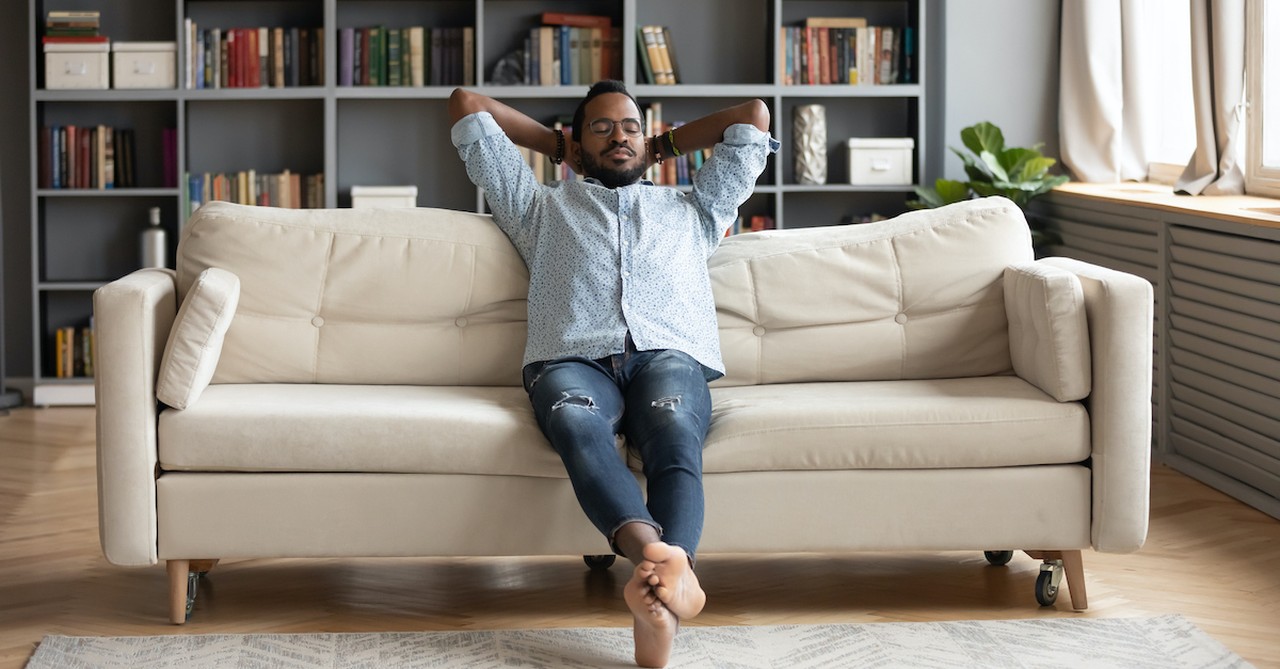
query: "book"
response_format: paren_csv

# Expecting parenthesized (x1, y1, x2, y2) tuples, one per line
(590, 27, 603, 83)
(541, 12, 611, 28)
(641, 26, 670, 85)
(463, 27, 474, 85)
(407, 27, 424, 86)
(804, 17, 868, 29)
(659, 27, 678, 84)
(387, 28, 402, 85)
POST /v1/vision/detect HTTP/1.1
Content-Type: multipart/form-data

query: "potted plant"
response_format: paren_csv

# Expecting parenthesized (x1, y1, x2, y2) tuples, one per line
(908, 121, 1069, 247)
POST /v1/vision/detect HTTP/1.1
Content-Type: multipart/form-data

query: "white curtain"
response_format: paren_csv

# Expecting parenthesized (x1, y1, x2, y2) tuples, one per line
(1059, 0, 1154, 182)
(1174, 0, 1246, 195)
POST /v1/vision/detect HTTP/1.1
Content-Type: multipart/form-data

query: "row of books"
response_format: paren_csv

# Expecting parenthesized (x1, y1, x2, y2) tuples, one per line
(38, 125, 140, 190)
(780, 18, 914, 85)
(186, 170, 325, 215)
(338, 26, 474, 87)
(52, 324, 95, 379)
(641, 103, 713, 187)
(520, 24, 621, 86)
(636, 25, 680, 85)
(184, 21, 325, 89)
(46, 9, 100, 38)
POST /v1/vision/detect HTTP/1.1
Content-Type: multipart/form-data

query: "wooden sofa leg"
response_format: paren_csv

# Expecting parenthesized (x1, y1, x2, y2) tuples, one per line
(167, 560, 190, 624)
(166, 559, 219, 624)
(1024, 550, 1088, 610)
(1061, 550, 1088, 610)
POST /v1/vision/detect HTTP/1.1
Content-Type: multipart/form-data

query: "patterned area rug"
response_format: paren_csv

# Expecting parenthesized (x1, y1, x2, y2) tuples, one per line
(26, 615, 1250, 668)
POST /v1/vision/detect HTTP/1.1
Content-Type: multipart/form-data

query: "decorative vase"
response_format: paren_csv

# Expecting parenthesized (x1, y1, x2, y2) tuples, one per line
(793, 104, 827, 185)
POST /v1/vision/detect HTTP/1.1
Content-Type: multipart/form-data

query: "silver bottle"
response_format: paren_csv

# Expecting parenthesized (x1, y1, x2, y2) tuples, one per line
(140, 206, 167, 269)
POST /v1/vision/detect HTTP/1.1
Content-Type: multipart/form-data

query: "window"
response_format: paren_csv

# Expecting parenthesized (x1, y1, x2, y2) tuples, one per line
(1246, 0, 1280, 196)
(1144, 0, 1196, 179)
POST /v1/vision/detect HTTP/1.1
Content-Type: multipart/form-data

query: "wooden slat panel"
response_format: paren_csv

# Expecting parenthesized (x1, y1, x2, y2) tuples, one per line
(1170, 347, 1280, 400)
(1169, 433, 1280, 499)
(1169, 226, 1280, 265)
(1169, 247, 1279, 286)
(1170, 298, 1280, 344)
(1171, 264, 1278, 305)
(1170, 331, 1280, 381)
(1053, 232, 1159, 268)
(1170, 281, 1280, 325)
(1171, 382, 1279, 440)
(1170, 314, 1280, 362)
(1171, 402, 1279, 461)
(1169, 365, 1277, 419)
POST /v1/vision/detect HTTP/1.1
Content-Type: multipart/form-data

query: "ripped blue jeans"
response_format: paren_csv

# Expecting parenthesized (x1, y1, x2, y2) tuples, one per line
(522, 345, 712, 562)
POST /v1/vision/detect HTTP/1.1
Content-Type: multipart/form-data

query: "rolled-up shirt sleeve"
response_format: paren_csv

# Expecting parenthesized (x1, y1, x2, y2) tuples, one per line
(689, 123, 780, 245)
(451, 112, 541, 245)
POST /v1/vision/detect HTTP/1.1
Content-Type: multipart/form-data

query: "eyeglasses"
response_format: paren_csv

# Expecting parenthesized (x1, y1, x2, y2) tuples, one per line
(587, 117, 643, 137)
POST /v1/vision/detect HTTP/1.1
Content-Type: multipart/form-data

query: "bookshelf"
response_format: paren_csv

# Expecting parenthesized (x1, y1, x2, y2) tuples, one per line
(28, 0, 930, 406)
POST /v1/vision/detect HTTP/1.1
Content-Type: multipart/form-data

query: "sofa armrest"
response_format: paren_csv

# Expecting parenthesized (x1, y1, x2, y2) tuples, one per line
(93, 268, 178, 566)
(1041, 257, 1154, 553)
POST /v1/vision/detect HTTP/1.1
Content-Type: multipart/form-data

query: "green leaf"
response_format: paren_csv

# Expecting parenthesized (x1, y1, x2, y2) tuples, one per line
(934, 178, 971, 204)
(952, 147, 993, 182)
(1012, 155, 1056, 183)
(978, 150, 1009, 182)
(960, 122, 1005, 156)
(908, 186, 945, 209)
(999, 147, 1039, 179)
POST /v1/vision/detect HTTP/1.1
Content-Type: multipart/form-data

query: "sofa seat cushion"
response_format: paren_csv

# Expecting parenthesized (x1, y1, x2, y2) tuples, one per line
(702, 376, 1089, 473)
(158, 384, 574, 478)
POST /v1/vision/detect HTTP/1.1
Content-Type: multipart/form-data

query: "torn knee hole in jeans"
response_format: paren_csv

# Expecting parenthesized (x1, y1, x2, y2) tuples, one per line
(551, 392, 598, 412)
(651, 395, 682, 410)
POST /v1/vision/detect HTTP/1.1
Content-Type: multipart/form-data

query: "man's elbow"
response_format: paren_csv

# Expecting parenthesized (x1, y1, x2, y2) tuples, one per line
(449, 88, 479, 122)
(745, 99, 770, 134)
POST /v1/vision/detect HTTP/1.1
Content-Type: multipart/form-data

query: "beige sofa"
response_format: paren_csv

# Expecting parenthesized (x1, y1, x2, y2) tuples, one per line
(93, 197, 1153, 623)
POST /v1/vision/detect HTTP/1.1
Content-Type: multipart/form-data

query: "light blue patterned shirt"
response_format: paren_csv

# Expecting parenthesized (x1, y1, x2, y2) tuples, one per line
(451, 111, 778, 380)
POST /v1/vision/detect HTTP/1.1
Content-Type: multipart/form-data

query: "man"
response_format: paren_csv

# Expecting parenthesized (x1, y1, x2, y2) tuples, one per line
(449, 80, 776, 667)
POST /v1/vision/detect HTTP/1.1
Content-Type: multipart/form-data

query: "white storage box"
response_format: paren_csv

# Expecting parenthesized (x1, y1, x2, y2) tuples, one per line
(44, 41, 110, 90)
(113, 42, 177, 89)
(351, 186, 419, 209)
(847, 137, 915, 186)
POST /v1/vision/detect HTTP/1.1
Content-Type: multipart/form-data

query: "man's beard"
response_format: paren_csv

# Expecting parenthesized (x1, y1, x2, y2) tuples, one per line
(580, 145, 646, 188)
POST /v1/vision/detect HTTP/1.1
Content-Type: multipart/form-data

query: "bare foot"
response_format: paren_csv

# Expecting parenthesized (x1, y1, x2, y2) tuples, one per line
(624, 562, 677, 668)
(641, 542, 706, 620)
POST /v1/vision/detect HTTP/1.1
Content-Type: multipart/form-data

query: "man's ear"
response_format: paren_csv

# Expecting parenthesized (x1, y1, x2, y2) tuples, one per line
(567, 139, 584, 174)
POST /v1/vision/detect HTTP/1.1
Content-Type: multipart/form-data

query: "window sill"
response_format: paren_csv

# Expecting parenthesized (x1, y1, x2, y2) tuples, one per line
(1048, 182, 1280, 231)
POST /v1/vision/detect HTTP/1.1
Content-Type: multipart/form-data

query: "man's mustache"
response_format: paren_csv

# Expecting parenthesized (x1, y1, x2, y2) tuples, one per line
(603, 142, 635, 158)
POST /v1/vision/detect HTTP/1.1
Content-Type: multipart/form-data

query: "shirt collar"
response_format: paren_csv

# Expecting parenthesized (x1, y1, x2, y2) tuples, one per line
(582, 177, 656, 188)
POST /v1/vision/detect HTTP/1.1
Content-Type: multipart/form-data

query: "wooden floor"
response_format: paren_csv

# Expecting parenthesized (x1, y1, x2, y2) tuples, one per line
(1, 407, 1278, 668)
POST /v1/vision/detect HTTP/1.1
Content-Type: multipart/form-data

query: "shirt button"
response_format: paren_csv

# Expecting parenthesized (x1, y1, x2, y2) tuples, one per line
(455, 317, 469, 328)
(623, 271, 631, 278)
(895, 313, 908, 325)
(753, 325, 766, 336)
(311, 316, 325, 328)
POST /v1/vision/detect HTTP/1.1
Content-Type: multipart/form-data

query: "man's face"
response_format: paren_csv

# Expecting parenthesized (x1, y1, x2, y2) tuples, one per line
(572, 93, 647, 188)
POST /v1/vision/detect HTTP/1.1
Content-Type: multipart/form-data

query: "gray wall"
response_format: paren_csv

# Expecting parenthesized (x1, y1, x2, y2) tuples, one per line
(0, 0, 1062, 384)
(939, 1, 1061, 179)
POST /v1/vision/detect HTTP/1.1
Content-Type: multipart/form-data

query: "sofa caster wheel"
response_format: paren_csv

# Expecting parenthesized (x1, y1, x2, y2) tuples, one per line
(583, 554, 616, 570)
(984, 550, 1014, 566)
(1035, 560, 1063, 606)
(185, 571, 201, 619)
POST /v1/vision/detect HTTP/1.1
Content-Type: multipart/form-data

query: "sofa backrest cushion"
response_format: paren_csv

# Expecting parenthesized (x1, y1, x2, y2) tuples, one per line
(177, 202, 528, 386)
(1004, 261, 1092, 401)
(709, 197, 1034, 386)
(156, 267, 240, 409)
